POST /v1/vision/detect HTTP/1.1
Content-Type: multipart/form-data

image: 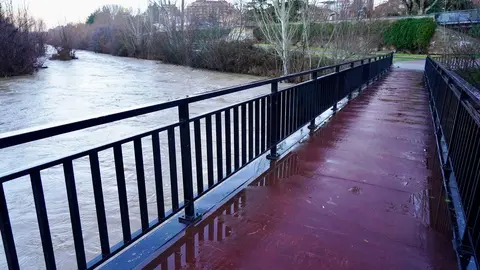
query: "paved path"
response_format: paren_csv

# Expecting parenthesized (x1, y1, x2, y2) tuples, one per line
(142, 69, 457, 270)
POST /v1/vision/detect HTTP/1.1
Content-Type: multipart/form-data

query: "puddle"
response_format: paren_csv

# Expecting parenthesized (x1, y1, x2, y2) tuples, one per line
(142, 192, 247, 269)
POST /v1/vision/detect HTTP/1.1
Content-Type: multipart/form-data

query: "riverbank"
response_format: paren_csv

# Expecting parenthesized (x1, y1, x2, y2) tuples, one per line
(69, 41, 335, 79)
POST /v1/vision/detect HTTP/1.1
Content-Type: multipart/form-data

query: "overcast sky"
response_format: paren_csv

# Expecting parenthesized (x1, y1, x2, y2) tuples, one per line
(9, 0, 386, 29)
(10, 0, 148, 28)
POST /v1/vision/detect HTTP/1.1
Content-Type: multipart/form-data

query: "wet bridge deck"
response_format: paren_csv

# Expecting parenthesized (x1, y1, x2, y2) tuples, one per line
(141, 69, 456, 269)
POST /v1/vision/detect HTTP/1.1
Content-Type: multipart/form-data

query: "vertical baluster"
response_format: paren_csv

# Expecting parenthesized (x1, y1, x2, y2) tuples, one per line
(215, 112, 223, 181)
(348, 62, 354, 100)
(302, 85, 308, 124)
(30, 171, 57, 268)
(297, 87, 303, 126)
(289, 88, 295, 134)
(309, 71, 318, 130)
(333, 65, 340, 113)
(178, 104, 197, 223)
(294, 87, 300, 130)
(167, 128, 179, 210)
(248, 101, 254, 161)
(309, 82, 315, 122)
(260, 98, 266, 152)
(0, 183, 19, 270)
(114, 145, 131, 242)
(267, 82, 280, 160)
(63, 161, 87, 269)
(89, 153, 110, 257)
(241, 103, 247, 164)
(193, 120, 204, 194)
(134, 139, 149, 231)
(254, 100, 260, 156)
(282, 91, 288, 139)
(205, 116, 214, 187)
(233, 107, 240, 170)
(151, 134, 165, 220)
(225, 110, 232, 176)
(266, 96, 271, 149)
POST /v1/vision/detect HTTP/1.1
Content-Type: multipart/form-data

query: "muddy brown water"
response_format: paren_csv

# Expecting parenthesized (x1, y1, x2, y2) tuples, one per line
(0, 50, 275, 269)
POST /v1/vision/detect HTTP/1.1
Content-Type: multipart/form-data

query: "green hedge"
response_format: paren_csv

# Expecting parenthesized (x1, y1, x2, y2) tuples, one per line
(383, 18, 436, 53)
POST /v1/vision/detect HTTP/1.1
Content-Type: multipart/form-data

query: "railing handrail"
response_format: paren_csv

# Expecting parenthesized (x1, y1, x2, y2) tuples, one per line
(0, 53, 392, 149)
(426, 56, 480, 109)
(0, 52, 393, 270)
(425, 54, 480, 269)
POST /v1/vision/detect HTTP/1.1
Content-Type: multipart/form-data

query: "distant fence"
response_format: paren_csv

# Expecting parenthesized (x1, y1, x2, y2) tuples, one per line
(435, 9, 480, 26)
(0, 53, 393, 269)
(425, 56, 480, 269)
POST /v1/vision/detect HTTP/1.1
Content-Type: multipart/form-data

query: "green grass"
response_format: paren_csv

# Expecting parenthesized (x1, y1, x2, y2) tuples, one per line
(391, 53, 427, 62)
(257, 44, 426, 63)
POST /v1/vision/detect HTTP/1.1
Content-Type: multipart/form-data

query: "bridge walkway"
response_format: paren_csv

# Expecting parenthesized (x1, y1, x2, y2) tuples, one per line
(141, 69, 457, 270)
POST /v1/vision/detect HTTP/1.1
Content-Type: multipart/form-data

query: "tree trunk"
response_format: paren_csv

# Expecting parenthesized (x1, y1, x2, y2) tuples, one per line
(280, 1, 289, 75)
(417, 0, 425, 14)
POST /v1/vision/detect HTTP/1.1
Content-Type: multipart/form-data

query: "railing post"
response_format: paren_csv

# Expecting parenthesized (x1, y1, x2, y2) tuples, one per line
(267, 81, 280, 160)
(332, 66, 340, 114)
(348, 62, 354, 101)
(308, 71, 318, 132)
(366, 58, 371, 85)
(178, 103, 202, 224)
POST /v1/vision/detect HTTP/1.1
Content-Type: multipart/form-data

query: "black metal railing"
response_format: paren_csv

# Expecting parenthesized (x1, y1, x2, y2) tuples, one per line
(0, 53, 393, 269)
(431, 54, 480, 90)
(425, 56, 480, 269)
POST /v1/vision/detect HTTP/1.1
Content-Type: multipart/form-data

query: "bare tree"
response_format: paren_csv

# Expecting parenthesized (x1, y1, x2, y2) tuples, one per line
(414, 0, 440, 15)
(0, 1, 46, 75)
(256, 0, 296, 75)
(401, 0, 415, 14)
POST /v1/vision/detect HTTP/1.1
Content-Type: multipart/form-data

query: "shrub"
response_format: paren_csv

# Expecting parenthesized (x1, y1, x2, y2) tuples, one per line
(0, 12, 45, 76)
(190, 40, 334, 78)
(469, 25, 480, 39)
(383, 18, 436, 53)
(190, 41, 281, 76)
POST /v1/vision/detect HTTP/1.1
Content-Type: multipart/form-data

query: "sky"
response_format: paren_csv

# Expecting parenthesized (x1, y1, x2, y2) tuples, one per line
(10, 0, 148, 28)
(10, 0, 387, 29)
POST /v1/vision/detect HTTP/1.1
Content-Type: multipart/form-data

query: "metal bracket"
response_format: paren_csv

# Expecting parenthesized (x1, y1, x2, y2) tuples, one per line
(178, 209, 204, 225)
(266, 153, 280, 160)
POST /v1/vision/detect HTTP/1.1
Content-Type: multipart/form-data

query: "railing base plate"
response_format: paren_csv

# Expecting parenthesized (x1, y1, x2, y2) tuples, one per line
(179, 211, 203, 225)
(266, 154, 280, 161)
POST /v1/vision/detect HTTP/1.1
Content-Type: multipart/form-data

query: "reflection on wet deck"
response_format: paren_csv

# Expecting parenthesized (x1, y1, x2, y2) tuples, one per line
(141, 69, 457, 270)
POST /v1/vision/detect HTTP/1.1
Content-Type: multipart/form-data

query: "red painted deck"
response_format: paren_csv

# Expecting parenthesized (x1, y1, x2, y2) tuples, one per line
(142, 69, 457, 270)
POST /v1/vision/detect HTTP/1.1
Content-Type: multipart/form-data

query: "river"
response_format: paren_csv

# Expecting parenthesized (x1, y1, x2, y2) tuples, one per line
(0, 50, 272, 269)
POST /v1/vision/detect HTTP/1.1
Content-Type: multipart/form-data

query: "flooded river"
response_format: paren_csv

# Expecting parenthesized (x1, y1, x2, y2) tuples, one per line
(0, 50, 272, 269)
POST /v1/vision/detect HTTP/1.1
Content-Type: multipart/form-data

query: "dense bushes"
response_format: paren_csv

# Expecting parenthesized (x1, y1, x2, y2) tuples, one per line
(191, 41, 280, 75)
(0, 8, 46, 76)
(384, 18, 436, 53)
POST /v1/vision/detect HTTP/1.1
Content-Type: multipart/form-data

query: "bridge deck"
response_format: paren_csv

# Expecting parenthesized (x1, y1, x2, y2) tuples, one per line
(141, 69, 456, 269)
